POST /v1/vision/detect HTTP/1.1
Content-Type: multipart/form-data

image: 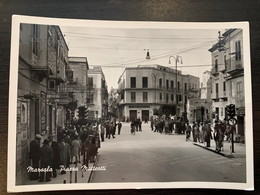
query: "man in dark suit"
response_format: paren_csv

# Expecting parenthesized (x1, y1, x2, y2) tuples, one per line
(29, 134, 42, 180)
(48, 135, 60, 178)
(39, 139, 53, 182)
(117, 121, 122, 135)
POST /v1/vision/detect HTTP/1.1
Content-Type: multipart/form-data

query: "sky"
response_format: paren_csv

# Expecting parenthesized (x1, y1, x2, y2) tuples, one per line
(60, 25, 223, 90)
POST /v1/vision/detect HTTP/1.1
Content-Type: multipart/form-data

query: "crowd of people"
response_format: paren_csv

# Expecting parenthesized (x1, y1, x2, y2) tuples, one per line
(150, 116, 186, 134)
(29, 118, 123, 182)
(149, 115, 236, 153)
(189, 120, 236, 152)
(130, 117, 142, 134)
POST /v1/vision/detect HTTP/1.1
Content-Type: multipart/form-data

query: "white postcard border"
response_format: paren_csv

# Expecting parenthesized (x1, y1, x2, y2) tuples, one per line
(8, 15, 254, 192)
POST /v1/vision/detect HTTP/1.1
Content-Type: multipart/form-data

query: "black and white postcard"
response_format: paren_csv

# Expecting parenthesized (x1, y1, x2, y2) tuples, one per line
(8, 15, 254, 192)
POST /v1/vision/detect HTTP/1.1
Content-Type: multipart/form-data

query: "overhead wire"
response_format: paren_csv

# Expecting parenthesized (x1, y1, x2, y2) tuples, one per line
(63, 31, 217, 40)
(92, 40, 216, 67)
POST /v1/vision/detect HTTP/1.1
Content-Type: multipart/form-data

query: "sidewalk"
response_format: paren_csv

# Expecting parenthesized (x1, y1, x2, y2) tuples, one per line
(193, 140, 246, 158)
(24, 155, 97, 185)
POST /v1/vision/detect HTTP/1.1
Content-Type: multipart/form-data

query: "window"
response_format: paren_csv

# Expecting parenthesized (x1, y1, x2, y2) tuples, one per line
(131, 77, 136, 88)
(237, 82, 243, 102)
(159, 93, 162, 101)
(223, 81, 226, 92)
(216, 107, 219, 116)
(142, 77, 148, 88)
(159, 78, 162, 88)
(166, 80, 169, 89)
(143, 92, 148, 102)
(67, 70, 73, 83)
(216, 83, 219, 97)
(179, 95, 182, 102)
(215, 59, 218, 72)
(131, 92, 136, 102)
(235, 41, 241, 61)
(48, 80, 55, 90)
(88, 77, 93, 88)
(224, 55, 227, 69)
(32, 24, 39, 56)
(171, 80, 174, 89)
(185, 83, 187, 92)
(88, 94, 94, 104)
(171, 94, 174, 101)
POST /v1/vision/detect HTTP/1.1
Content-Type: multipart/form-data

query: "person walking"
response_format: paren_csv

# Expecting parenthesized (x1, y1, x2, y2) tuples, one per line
(105, 120, 111, 139)
(48, 135, 59, 178)
(138, 118, 142, 131)
(185, 123, 191, 141)
(150, 117, 154, 131)
(71, 135, 81, 164)
(192, 122, 199, 142)
(100, 122, 105, 142)
(117, 121, 122, 135)
(88, 136, 98, 162)
(130, 121, 136, 135)
(39, 139, 53, 182)
(205, 123, 213, 147)
(59, 138, 71, 174)
(29, 134, 42, 180)
(110, 121, 116, 138)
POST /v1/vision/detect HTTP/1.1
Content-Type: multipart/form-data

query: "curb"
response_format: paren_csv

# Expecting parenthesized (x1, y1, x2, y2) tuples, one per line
(193, 143, 234, 158)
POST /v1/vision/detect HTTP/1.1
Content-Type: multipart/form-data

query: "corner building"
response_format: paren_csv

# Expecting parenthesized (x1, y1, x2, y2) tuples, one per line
(17, 24, 69, 184)
(117, 65, 199, 121)
(87, 66, 108, 119)
(209, 29, 244, 137)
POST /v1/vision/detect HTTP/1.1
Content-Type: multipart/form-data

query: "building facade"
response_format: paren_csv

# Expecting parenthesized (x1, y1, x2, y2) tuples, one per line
(87, 66, 108, 119)
(209, 29, 244, 136)
(17, 24, 69, 184)
(117, 65, 200, 121)
(67, 57, 89, 107)
(187, 70, 212, 123)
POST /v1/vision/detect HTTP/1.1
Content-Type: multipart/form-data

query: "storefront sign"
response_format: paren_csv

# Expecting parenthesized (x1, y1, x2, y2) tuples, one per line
(129, 105, 150, 108)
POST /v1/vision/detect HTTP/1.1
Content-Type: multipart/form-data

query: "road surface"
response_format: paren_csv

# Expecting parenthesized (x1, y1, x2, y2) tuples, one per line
(90, 122, 246, 183)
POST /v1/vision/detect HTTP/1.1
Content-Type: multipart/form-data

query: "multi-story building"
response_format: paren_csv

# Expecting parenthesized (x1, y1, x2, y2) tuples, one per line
(87, 66, 108, 119)
(209, 29, 244, 136)
(67, 57, 89, 107)
(17, 24, 69, 184)
(107, 87, 120, 118)
(187, 70, 212, 123)
(117, 64, 200, 121)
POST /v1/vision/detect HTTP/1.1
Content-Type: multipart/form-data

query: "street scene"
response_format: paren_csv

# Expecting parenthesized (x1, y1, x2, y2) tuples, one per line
(15, 23, 246, 185)
(91, 123, 246, 183)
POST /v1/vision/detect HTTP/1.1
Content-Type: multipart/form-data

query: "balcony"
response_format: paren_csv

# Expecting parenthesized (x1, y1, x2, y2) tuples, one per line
(211, 66, 219, 76)
(226, 56, 243, 75)
(56, 60, 66, 83)
(188, 88, 199, 93)
(47, 92, 73, 105)
(212, 93, 219, 101)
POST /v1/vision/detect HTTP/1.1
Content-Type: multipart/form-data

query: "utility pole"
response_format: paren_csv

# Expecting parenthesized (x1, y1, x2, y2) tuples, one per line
(169, 55, 183, 117)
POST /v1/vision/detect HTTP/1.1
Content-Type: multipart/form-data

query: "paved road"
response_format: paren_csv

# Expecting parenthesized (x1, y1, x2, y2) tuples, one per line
(91, 122, 246, 183)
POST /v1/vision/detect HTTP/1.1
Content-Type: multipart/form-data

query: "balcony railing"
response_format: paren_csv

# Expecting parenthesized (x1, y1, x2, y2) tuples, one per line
(56, 60, 66, 82)
(226, 55, 243, 74)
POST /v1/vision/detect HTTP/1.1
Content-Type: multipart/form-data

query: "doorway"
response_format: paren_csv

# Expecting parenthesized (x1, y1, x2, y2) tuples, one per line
(142, 110, 149, 121)
(129, 110, 137, 121)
